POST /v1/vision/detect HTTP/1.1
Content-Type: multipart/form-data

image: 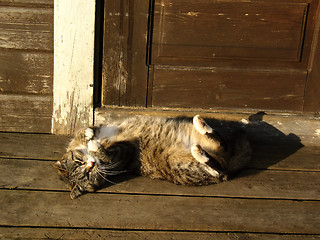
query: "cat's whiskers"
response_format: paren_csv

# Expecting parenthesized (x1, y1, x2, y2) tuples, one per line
(96, 170, 117, 185)
(98, 167, 128, 175)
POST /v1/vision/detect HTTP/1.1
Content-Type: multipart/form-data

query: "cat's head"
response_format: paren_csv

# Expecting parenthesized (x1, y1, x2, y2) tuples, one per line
(53, 150, 105, 199)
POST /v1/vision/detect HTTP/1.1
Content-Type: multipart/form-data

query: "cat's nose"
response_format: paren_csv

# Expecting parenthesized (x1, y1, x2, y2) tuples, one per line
(86, 160, 95, 170)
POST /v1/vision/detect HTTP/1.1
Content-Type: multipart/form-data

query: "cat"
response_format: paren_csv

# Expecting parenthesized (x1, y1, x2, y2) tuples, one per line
(53, 115, 252, 199)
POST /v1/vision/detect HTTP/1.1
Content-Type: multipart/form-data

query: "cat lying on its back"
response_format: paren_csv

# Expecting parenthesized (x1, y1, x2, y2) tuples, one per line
(53, 115, 252, 199)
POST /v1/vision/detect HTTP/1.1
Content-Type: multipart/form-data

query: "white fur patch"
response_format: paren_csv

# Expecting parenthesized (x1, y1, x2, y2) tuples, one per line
(88, 140, 99, 152)
(96, 125, 118, 141)
(85, 128, 94, 140)
(75, 144, 88, 154)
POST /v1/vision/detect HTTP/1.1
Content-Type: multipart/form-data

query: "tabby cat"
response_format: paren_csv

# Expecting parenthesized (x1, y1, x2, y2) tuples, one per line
(53, 115, 251, 199)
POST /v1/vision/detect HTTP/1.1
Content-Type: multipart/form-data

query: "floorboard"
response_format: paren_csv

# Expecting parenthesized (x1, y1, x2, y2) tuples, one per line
(0, 132, 320, 239)
(1, 190, 320, 234)
(1, 158, 319, 200)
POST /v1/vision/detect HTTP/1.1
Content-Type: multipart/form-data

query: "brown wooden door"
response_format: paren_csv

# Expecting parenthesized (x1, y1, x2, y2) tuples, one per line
(102, 0, 320, 113)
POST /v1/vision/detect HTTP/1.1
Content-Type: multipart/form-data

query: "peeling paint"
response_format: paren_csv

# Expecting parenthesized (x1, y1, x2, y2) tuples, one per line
(53, 0, 95, 134)
(187, 11, 199, 17)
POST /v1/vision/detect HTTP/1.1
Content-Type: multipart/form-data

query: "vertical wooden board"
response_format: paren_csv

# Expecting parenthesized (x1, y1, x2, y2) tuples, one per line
(53, 0, 95, 135)
(102, 0, 124, 106)
(304, 6, 320, 112)
(102, 0, 149, 107)
(151, 67, 306, 111)
(127, 0, 149, 107)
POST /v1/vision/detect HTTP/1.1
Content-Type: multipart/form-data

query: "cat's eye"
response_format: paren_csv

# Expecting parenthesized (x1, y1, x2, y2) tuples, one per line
(74, 159, 85, 165)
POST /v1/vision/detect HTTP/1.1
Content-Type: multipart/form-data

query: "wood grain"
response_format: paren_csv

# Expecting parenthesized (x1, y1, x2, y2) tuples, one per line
(1, 132, 319, 238)
(304, 5, 320, 112)
(152, 0, 308, 63)
(1, 158, 319, 200)
(1, 227, 319, 240)
(151, 67, 306, 111)
(102, 0, 149, 107)
(0, 49, 53, 94)
(0, 0, 53, 6)
(0, 132, 69, 160)
(1, 190, 319, 234)
(0, 2, 53, 133)
(0, 94, 52, 133)
(0, 6, 53, 51)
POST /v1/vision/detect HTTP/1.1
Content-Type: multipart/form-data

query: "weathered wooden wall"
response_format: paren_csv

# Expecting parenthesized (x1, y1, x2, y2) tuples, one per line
(0, 0, 53, 133)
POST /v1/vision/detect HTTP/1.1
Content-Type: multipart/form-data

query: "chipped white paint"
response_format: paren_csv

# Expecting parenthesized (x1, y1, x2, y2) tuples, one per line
(315, 129, 320, 136)
(52, 0, 95, 135)
(187, 11, 199, 16)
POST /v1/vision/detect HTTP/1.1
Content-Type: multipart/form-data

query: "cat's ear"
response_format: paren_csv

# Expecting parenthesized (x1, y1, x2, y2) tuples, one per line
(70, 184, 85, 199)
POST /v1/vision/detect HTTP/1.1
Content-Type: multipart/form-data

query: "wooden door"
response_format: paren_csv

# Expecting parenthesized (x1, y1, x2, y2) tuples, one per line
(102, 0, 320, 113)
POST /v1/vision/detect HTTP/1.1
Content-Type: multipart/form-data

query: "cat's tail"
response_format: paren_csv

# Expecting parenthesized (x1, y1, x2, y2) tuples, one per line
(226, 130, 252, 176)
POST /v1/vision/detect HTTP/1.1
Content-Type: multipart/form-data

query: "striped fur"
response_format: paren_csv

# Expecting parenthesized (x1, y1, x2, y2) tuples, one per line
(53, 115, 251, 199)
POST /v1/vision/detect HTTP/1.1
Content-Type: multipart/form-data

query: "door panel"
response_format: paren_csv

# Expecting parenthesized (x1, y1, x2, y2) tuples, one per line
(151, 67, 306, 110)
(146, 0, 318, 111)
(152, 1, 308, 63)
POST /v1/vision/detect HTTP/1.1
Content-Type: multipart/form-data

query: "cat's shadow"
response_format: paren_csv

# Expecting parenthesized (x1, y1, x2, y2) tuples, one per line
(205, 112, 304, 177)
(101, 112, 303, 188)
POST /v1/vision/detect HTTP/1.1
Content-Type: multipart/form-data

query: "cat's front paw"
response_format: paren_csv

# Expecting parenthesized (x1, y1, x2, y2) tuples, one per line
(85, 128, 95, 141)
(88, 140, 100, 152)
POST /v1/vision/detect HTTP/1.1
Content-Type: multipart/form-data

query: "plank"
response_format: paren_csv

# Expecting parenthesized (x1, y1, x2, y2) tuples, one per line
(0, 94, 52, 133)
(304, 4, 320, 112)
(0, 0, 53, 6)
(1, 227, 319, 240)
(152, 0, 308, 62)
(102, 0, 149, 107)
(0, 6, 53, 51)
(0, 49, 53, 94)
(0, 132, 69, 159)
(151, 67, 306, 111)
(251, 144, 320, 171)
(53, 0, 95, 134)
(1, 190, 319, 234)
(0, 130, 319, 170)
(1, 158, 320, 200)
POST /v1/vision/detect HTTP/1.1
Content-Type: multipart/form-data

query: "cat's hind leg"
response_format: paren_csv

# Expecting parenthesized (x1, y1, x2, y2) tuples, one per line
(193, 115, 213, 135)
(191, 144, 209, 164)
(191, 144, 220, 178)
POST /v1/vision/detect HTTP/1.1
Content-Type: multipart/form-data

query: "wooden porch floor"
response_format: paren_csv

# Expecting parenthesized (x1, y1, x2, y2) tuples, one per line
(0, 130, 320, 239)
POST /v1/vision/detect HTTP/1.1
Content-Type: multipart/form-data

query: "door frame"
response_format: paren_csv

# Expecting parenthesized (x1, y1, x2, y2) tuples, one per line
(52, 0, 96, 135)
